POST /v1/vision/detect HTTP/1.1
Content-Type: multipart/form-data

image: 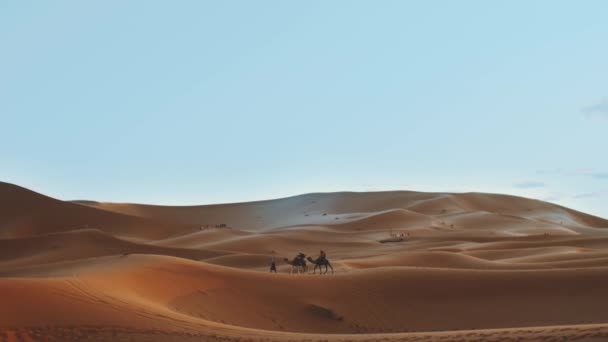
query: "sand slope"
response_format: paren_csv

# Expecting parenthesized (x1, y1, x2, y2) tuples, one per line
(0, 182, 198, 239)
(2, 181, 608, 341)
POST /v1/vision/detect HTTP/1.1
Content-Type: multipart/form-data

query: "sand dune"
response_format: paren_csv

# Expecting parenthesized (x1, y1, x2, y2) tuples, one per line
(2, 181, 608, 341)
(0, 229, 228, 272)
(0, 182, 197, 239)
(76, 190, 608, 230)
(4, 255, 608, 332)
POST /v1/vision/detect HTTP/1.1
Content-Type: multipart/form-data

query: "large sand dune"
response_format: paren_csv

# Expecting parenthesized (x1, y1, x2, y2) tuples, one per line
(1, 181, 608, 341)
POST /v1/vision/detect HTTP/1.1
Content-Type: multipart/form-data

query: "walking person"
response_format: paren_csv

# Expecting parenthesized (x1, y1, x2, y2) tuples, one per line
(270, 257, 277, 273)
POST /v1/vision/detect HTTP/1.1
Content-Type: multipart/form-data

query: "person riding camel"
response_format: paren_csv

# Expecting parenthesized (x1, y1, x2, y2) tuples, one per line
(318, 250, 327, 262)
(295, 252, 306, 263)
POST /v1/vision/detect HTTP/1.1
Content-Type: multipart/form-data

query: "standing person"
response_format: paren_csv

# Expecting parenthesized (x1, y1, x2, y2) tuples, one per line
(270, 257, 277, 273)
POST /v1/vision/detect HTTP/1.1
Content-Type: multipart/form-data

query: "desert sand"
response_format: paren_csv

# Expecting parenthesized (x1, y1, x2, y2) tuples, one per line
(1, 181, 608, 341)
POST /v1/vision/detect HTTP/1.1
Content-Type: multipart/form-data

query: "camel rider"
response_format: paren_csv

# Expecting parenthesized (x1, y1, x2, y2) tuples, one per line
(319, 250, 327, 262)
(295, 252, 305, 263)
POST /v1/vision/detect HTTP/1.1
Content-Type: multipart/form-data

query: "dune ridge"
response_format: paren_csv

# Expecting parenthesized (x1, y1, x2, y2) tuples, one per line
(1, 181, 608, 341)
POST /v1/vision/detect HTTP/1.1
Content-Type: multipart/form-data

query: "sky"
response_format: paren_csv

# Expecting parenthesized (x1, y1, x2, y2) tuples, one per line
(1, 1, 607, 218)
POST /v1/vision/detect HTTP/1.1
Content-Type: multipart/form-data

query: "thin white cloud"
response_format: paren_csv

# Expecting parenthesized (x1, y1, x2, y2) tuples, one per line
(573, 191, 607, 199)
(583, 98, 608, 119)
(539, 190, 607, 202)
(514, 181, 545, 189)
(592, 172, 608, 179)
(573, 193, 593, 199)
(535, 168, 608, 180)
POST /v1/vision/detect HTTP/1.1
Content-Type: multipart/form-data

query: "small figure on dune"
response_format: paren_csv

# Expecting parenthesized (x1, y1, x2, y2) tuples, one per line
(307, 250, 334, 274)
(270, 257, 277, 273)
(284, 252, 307, 274)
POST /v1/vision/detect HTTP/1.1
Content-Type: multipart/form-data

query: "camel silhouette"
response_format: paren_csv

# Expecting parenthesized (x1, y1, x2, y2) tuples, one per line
(306, 256, 334, 274)
(283, 257, 307, 274)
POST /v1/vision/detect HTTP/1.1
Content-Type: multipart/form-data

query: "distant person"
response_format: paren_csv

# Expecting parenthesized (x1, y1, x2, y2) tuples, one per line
(296, 252, 306, 264)
(270, 257, 277, 273)
(319, 250, 327, 262)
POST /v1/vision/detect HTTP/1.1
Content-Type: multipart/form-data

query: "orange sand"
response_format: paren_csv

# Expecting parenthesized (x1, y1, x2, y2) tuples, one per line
(1, 181, 608, 341)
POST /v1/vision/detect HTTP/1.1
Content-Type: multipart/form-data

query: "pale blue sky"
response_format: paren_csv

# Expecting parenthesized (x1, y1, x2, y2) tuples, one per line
(1, 1, 607, 218)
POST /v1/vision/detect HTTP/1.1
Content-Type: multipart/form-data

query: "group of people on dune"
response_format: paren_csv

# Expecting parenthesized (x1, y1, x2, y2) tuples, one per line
(270, 250, 334, 274)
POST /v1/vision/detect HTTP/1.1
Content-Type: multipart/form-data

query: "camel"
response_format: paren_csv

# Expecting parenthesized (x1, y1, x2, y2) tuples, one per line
(306, 256, 334, 274)
(283, 256, 307, 274)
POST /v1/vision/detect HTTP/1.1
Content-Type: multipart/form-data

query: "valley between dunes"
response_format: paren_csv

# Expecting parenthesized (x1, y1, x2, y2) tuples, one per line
(1, 181, 608, 341)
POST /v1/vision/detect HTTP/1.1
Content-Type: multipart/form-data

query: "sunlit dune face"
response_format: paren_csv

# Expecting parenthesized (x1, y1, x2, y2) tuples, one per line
(1, 183, 608, 340)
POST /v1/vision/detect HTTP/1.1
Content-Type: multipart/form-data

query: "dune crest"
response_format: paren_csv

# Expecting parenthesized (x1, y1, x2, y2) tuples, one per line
(1, 181, 608, 341)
